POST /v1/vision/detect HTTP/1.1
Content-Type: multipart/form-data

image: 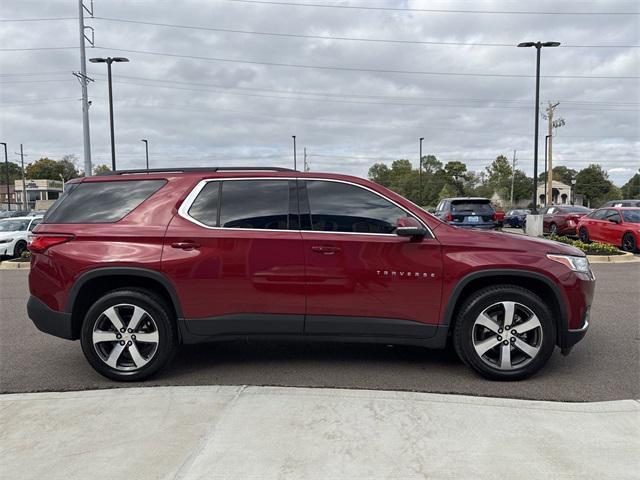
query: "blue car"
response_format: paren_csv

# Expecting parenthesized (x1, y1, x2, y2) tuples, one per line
(504, 209, 530, 228)
(433, 197, 498, 229)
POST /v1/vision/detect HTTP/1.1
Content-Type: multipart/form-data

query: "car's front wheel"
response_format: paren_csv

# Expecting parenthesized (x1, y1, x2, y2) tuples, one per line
(80, 289, 177, 381)
(622, 232, 637, 253)
(578, 227, 589, 243)
(13, 240, 27, 258)
(453, 285, 555, 380)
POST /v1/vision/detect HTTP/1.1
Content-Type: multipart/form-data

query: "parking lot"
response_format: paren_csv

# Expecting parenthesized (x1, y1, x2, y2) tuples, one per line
(1, 263, 638, 402)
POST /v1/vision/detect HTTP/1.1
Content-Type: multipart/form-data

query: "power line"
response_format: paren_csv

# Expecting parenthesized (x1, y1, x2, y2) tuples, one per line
(0, 46, 79, 52)
(0, 17, 77, 22)
(93, 16, 639, 49)
(225, 0, 640, 15)
(93, 46, 640, 79)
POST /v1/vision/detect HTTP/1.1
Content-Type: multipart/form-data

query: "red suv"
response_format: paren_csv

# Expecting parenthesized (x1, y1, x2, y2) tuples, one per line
(27, 167, 595, 381)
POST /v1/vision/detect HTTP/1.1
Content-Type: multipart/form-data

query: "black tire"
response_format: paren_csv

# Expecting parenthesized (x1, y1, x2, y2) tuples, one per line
(80, 289, 177, 381)
(578, 227, 589, 243)
(13, 240, 27, 258)
(622, 232, 637, 253)
(549, 223, 558, 235)
(453, 285, 556, 381)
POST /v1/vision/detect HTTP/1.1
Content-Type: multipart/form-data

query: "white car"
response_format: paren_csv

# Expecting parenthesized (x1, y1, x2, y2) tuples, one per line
(0, 216, 43, 258)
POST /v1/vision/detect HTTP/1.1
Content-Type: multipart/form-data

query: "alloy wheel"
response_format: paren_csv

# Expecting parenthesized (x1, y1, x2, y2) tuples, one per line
(472, 301, 543, 371)
(622, 233, 636, 252)
(92, 304, 160, 371)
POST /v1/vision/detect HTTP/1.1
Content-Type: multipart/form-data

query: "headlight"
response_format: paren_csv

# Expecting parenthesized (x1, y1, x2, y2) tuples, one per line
(547, 254, 590, 274)
(0, 238, 14, 244)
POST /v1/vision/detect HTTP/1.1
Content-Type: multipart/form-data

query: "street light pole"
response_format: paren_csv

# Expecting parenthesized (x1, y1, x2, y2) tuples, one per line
(517, 41, 560, 214)
(89, 56, 129, 171)
(544, 134, 550, 206)
(419, 137, 424, 206)
(292, 135, 297, 170)
(141, 139, 149, 171)
(1, 143, 10, 211)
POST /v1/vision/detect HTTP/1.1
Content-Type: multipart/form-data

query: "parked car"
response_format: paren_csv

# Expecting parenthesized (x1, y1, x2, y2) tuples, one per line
(0, 216, 43, 258)
(600, 199, 640, 208)
(0, 210, 30, 219)
(28, 167, 594, 382)
(540, 205, 591, 236)
(577, 207, 640, 253)
(433, 197, 498, 229)
(504, 209, 530, 228)
(494, 209, 505, 229)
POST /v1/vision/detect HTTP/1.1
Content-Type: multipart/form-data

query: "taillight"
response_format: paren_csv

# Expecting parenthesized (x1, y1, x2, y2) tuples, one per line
(28, 234, 74, 253)
(492, 213, 497, 221)
(445, 213, 453, 222)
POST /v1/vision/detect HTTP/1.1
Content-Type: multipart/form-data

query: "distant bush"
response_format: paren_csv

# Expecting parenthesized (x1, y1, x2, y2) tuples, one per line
(548, 234, 622, 256)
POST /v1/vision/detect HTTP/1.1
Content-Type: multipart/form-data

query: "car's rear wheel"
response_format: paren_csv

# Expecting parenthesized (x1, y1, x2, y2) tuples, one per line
(549, 223, 558, 235)
(453, 285, 555, 380)
(13, 240, 27, 258)
(578, 227, 589, 243)
(622, 232, 637, 253)
(80, 289, 177, 381)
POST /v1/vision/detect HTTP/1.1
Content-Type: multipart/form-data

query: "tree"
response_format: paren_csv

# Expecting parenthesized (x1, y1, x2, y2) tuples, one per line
(620, 170, 640, 198)
(575, 164, 619, 207)
(485, 155, 513, 199)
(25, 157, 80, 181)
(0, 161, 22, 184)
(93, 164, 112, 175)
(511, 170, 532, 203)
(437, 182, 458, 201)
(443, 161, 469, 196)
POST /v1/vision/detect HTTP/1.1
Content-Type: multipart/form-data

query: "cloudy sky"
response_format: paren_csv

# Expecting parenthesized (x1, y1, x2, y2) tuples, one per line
(1, 0, 638, 185)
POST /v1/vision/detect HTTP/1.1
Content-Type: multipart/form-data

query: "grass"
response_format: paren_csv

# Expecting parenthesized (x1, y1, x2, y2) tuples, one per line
(548, 234, 623, 256)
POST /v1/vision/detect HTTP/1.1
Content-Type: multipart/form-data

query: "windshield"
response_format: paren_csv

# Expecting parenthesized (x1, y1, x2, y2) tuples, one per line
(451, 201, 493, 213)
(621, 209, 640, 223)
(0, 219, 29, 232)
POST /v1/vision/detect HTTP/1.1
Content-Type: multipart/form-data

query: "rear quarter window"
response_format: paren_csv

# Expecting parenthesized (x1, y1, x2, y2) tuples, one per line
(43, 179, 166, 224)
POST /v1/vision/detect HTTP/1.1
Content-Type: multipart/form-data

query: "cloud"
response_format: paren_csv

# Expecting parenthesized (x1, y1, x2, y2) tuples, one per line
(0, 0, 638, 186)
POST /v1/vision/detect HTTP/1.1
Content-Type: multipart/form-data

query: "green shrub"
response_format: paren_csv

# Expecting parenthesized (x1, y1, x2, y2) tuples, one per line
(548, 234, 622, 256)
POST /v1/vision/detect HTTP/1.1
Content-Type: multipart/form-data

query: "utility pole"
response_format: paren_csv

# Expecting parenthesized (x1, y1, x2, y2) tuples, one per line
(76, 0, 94, 176)
(510, 150, 517, 206)
(292, 136, 297, 170)
(546, 102, 559, 205)
(15, 145, 27, 210)
(419, 137, 424, 206)
(303, 147, 309, 172)
(1, 143, 9, 211)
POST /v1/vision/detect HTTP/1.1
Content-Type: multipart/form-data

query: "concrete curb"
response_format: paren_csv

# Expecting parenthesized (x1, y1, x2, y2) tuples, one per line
(1, 386, 638, 480)
(587, 251, 640, 263)
(0, 261, 30, 269)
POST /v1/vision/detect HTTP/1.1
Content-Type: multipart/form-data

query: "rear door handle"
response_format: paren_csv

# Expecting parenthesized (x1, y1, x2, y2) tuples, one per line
(171, 241, 201, 250)
(311, 245, 341, 255)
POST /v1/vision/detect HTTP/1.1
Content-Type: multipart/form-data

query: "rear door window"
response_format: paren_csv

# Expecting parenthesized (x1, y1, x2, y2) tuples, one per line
(44, 180, 166, 223)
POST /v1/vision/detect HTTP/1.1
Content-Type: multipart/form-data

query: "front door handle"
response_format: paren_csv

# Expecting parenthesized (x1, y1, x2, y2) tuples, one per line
(311, 245, 341, 255)
(171, 241, 201, 250)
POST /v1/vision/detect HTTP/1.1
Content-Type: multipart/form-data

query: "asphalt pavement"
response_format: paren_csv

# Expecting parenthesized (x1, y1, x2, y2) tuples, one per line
(1, 264, 638, 401)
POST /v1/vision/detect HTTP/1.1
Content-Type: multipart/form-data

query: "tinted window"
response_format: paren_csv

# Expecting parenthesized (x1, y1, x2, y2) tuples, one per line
(28, 218, 42, 231)
(621, 209, 640, 223)
(306, 180, 411, 234)
(188, 181, 220, 227)
(604, 210, 621, 223)
(44, 180, 165, 224)
(219, 180, 290, 230)
(450, 201, 493, 214)
(559, 206, 590, 214)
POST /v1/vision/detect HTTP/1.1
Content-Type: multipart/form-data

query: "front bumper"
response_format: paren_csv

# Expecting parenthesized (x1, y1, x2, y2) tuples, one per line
(560, 306, 590, 355)
(27, 295, 75, 340)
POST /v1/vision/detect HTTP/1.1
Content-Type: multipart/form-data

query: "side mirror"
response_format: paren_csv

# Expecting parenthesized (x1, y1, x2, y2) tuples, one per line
(396, 217, 427, 238)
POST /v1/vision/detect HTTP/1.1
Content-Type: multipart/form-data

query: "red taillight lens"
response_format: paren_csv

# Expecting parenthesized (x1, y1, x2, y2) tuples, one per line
(28, 234, 74, 253)
(445, 213, 453, 222)
(492, 213, 497, 221)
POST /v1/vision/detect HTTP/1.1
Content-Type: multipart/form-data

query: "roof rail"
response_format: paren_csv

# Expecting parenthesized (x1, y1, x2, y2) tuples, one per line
(98, 167, 297, 176)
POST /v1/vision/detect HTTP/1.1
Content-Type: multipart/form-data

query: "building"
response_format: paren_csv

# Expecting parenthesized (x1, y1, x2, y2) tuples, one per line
(14, 179, 63, 210)
(0, 183, 17, 210)
(536, 180, 584, 207)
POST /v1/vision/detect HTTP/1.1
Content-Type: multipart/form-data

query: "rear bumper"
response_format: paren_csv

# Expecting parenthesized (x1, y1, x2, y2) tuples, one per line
(447, 222, 497, 229)
(27, 295, 75, 340)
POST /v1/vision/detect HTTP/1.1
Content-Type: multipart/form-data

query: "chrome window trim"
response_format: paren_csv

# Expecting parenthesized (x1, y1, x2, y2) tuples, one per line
(177, 177, 434, 238)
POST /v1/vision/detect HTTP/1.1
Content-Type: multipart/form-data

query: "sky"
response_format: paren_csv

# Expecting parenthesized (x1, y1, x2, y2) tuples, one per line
(1, 0, 638, 186)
